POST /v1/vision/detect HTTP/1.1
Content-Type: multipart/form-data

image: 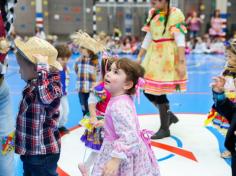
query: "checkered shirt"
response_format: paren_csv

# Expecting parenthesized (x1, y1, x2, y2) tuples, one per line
(15, 63, 62, 155)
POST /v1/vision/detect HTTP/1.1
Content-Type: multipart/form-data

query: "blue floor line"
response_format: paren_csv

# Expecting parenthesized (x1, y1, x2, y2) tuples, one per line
(206, 126, 231, 166)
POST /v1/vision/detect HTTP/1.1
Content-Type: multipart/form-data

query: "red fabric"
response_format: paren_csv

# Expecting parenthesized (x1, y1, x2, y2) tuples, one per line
(152, 38, 174, 43)
(0, 12, 6, 63)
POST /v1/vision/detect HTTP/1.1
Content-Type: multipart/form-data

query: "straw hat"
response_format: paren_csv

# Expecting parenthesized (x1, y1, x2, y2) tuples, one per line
(14, 37, 62, 71)
(230, 38, 236, 53)
(71, 30, 106, 54)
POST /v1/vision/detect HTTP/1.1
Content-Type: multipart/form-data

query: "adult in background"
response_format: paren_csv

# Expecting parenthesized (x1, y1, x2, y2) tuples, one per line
(209, 9, 224, 39)
(186, 11, 203, 38)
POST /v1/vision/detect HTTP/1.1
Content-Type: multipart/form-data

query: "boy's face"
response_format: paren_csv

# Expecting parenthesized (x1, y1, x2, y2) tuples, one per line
(58, 57, 68, 68)
(79, 47, 90, 57)
(16, 57, 36, 82)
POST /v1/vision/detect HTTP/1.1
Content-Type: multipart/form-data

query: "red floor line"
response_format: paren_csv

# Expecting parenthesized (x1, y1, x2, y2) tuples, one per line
(151, 141, 198, 162)
(57, 167, 69, 176)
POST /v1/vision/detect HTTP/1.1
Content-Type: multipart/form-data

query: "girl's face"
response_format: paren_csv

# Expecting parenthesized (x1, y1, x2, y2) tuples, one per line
(215, 10, 220, 17)
(104, 63, 133, 97)
(192, 11, 197, 17)
(151, 0, 167, 10)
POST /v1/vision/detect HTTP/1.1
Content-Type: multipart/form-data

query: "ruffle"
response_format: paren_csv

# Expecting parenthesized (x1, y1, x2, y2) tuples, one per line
(170, 22, 188, 35)
(81, 135, 102, 151)
(142, 8, 164, 32)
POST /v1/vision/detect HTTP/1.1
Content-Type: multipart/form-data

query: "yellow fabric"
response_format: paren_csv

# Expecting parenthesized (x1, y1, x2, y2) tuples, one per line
(80, 118, 93, 132)
(1, 132, 15, 155)
(142, 7, 187, 95)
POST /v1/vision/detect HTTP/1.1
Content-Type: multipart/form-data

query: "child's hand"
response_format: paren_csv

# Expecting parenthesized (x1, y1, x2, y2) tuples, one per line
(90, 117, 98, 125)
(211, 76, 226, 93)
(0, 37, 10, 54)
(102, 158, 121, 176)
(93, 120, 104, 128)
(176, 61, 187, 80)
(33, 54, 48, 64)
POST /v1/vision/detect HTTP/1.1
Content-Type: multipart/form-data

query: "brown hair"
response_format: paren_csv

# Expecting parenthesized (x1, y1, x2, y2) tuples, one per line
(115, 58, 145, 95)
(55, 44, 72, 59)
(162, 0, 170, 35)
(101, 57, 115, 78)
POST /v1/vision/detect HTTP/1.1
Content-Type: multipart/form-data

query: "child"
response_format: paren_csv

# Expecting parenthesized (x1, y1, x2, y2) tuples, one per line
(14, 37, 62, 176)
(78, 56, 114, 176)
(206, 39, 236, 159)
(210, 39, 236, 176)
(55, 44, 72, 134)
(72, 31, 105, 116)
(91, 58, 160, 176)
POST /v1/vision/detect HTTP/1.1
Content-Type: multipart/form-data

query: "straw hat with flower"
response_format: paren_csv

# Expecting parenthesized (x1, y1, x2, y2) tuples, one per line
(14, 36, 62, 71)
(71, 30, 106, 54)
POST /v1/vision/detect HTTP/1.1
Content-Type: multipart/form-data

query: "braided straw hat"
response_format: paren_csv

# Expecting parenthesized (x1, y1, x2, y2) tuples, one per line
(230, 38, 236, 54)
(14, 37, 62, 71)
(71, 30, 106, 54)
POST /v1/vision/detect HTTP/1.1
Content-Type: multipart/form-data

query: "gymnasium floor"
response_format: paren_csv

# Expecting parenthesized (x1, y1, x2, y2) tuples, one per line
(5, 52, 231, 175)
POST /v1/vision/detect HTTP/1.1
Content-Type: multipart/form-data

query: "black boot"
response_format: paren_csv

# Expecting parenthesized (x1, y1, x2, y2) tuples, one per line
(151, 103, 170, 139)
(168, 110, 179, 126)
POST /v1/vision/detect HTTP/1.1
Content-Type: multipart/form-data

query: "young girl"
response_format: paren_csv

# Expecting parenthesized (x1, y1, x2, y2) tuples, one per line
(137, 0, 187, 139)
(206, 39, 236, 159)
(210, 40, 236, 176)
(78, 56, 114, 176)
(92, 58, 160, 176)
(73, 31, 106, 116)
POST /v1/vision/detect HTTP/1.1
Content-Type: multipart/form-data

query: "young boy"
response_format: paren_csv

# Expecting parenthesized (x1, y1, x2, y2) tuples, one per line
(55, 44, 72, 134)
(211, 39, 236, 176)
(14, 37, 62, 176)
(73, 31, 103, 117)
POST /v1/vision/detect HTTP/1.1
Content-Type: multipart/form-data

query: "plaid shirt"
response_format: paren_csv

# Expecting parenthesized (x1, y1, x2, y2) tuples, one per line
(74, 56, 100, 93)
(15, 63, 62, 155)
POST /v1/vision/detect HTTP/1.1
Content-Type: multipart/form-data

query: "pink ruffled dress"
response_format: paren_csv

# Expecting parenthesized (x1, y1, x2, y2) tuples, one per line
(92, 95, 160, 176)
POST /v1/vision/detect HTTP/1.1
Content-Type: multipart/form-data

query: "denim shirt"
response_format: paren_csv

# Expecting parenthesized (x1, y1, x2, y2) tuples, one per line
(0, 80, 15, 137)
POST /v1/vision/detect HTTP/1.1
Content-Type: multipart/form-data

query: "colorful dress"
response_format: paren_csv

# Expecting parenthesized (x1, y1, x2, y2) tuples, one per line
(205, 75, 236, 135)
(142, 7, 187, 95)
(92, 95, 160, 176)
(80, 83, 110, 151)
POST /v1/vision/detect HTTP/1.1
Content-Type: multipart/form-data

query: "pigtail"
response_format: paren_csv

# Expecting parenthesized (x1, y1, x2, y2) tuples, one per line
(146, 11, 157, 26)
(162, 0, 170, 35)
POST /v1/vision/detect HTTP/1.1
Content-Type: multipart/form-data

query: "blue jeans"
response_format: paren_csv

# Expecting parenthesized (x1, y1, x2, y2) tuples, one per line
(78, 92, 90, 116)
(20, 153, 60, 176)
(0, 80, 15, 176)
